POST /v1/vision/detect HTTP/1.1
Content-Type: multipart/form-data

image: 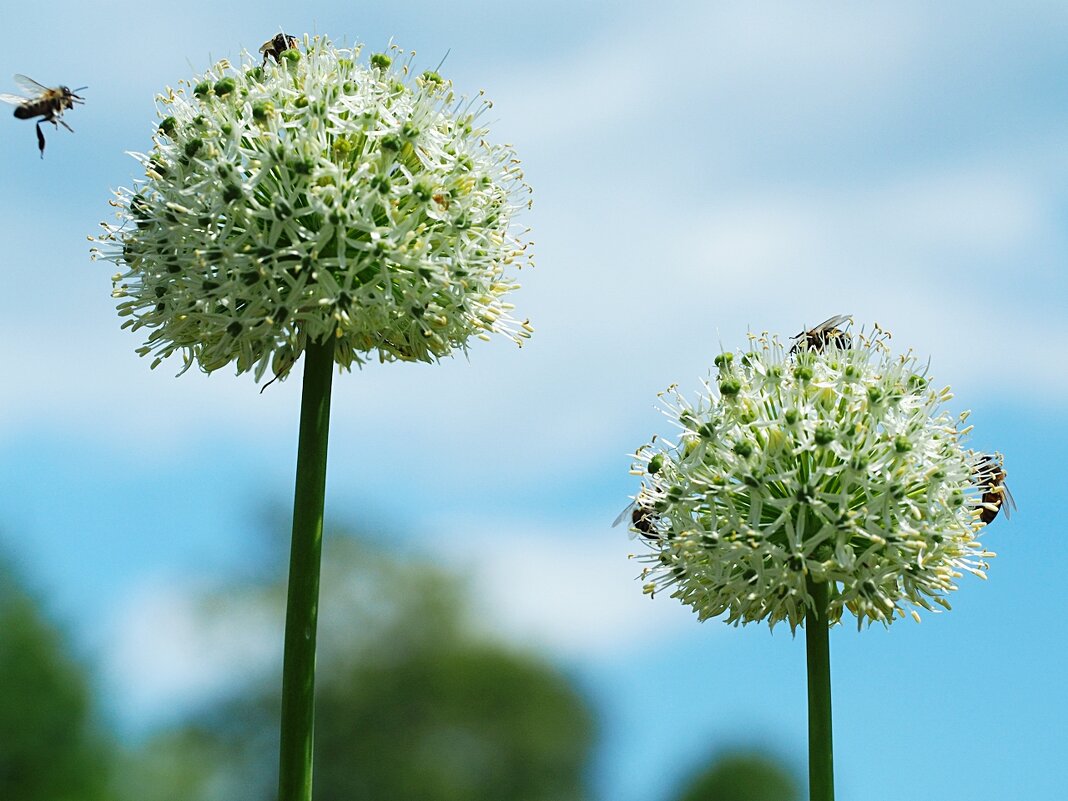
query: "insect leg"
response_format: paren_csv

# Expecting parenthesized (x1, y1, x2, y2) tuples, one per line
(35, 120, 45, 158)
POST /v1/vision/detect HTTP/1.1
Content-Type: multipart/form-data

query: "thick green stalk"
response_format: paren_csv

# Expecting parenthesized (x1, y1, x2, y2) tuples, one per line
(278, 337, 335, 801)
(805, 577, 835, 801)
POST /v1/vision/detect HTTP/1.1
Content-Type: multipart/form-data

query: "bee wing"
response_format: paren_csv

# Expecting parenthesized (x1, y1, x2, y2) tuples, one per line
(612, 501, 636, 528)
(812, 313, 851, 332)
(1002, 483, 1017, 519)
(0, 93, 29, 106)
(13, 74, 49, 95)
(258, 39, 274, 54)
(792, 314, 847, 339)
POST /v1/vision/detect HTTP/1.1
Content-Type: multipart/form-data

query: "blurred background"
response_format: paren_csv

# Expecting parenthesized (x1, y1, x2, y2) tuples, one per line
(1, 2, 1065, 799)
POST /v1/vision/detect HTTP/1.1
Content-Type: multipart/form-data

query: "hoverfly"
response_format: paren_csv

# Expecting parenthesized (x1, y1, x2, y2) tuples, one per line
(612, 498, 660, 541)
(790, 313, 852, 354)
(259, 33, 300, 65)
(973, 452, 1016, 525)
(1, 75, 85, 158)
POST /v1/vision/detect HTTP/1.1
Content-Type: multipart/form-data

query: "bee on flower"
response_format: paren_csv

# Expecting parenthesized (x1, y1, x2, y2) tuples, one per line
(92, 36, 532, 383)
(622, 325, 1001, 630)
(972, 452, 1015, 525)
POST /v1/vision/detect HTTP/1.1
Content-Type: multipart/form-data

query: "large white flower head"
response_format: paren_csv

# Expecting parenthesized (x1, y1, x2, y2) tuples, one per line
(625, 321, 1000, 631)
(93, 35, 532, 380)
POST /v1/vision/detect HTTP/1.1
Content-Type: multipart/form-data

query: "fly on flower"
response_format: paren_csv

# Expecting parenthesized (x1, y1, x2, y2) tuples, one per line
(0, 74, 85, 158)
(259, 33, 300, 65)
(973, 452, 1016, 524)
(790, 313, 852, 354)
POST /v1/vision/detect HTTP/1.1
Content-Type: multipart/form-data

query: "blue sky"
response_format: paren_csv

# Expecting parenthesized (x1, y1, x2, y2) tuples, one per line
(1, 2, 1067, 799)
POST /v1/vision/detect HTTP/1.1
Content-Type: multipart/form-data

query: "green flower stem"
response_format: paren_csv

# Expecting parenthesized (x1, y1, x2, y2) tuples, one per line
(805, 577, 835, 801)
(278, 336, 336, 801)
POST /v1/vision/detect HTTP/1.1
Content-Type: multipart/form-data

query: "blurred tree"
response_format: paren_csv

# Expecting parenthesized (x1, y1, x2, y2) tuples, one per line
(0, 560, 112, 801)
(118, 531, 596, 801)
(674, 751, 800, 801)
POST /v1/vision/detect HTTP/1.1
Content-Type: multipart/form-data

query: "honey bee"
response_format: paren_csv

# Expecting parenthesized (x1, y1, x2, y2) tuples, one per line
(259, 33, 300, 65)
(612, 498, 660, 540)
(973, 452, 1016, 525)
(790, 313, 852, 354)
(1, 75, 85, 158)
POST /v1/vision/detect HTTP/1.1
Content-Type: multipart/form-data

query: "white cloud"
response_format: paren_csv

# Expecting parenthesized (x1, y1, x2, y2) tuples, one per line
(98, 514, 704, 727)
(495, 3, 921, 149)
(693, 162, 1048, 285)
(672, 155, 1068, 395)
(2, 0, 1064, 468)
(101, 577, 280, 728)
(422, 515, 701, 659)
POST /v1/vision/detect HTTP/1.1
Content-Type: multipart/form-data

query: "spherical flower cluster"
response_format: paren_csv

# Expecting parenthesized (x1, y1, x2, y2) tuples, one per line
(93, 36, 532, 381)
(624, 325, 997, 630)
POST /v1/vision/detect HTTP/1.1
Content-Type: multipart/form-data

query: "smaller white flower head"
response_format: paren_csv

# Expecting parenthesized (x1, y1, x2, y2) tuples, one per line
(93, 36, 532, 381)
(625, 323, 999, 631)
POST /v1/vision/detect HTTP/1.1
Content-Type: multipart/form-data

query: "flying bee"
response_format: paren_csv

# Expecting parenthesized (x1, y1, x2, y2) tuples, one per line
(790, 313, 852, 354)
(1, 75, 85, 158)
(973, 452, 1016, 525)
(259, 33, 300, 65)
(612, 497, 660, 541)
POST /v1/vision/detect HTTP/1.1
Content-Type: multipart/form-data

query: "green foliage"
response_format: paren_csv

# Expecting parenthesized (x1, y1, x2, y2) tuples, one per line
(313, 644, 592, 801)
(674, 751, 800, 801)
(115, 730, 232, 801)
(119, 532, 596, 801)
(0, 562, 112, 801)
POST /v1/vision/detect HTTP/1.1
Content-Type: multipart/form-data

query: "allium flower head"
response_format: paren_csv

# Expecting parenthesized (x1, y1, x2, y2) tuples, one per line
(625, 323, 998, 631)
(93, 35, 532, 380)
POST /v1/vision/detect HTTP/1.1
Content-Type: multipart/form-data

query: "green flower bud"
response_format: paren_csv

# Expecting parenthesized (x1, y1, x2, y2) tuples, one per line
(718, 378, 741, 396)
(213, 77, 236, 96)
(814, 426, 835, 446)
